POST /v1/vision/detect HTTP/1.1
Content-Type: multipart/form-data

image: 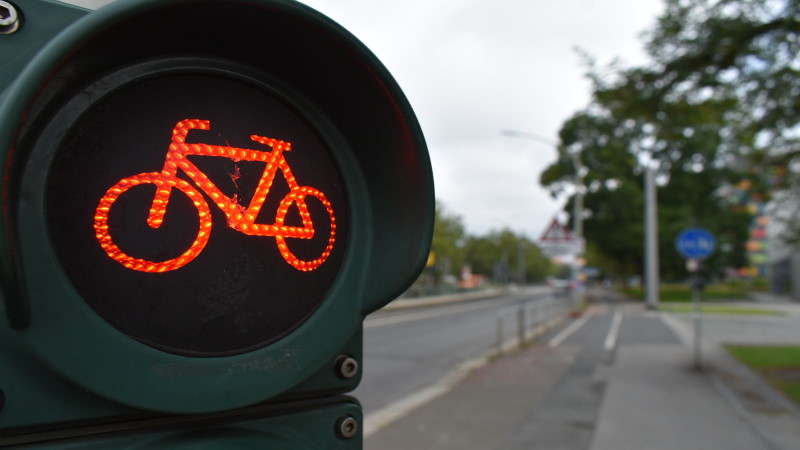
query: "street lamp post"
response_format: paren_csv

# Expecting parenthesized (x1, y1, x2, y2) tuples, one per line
(644, 166, 660, 309)
(501, 129, 585, 305)
(565, 151, 586, 309)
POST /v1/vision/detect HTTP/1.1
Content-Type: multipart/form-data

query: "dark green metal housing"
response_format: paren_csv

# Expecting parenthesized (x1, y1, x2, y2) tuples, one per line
(0, 0, 433, 435)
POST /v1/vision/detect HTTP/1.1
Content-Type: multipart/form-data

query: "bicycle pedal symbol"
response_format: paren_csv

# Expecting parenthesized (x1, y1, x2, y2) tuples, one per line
(94, 119, 336, 273)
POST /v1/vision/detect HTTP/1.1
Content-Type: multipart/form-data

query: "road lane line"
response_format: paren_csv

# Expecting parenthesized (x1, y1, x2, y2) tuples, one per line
(363, 356, 487, 438)
(603, 309, 623, 353)
(548, 310, 593, 347)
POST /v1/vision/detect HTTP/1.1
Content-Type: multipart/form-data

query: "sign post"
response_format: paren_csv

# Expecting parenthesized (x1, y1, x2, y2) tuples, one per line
(538, 218, 576, 255)
(675, 227, 716, 370)
(538, 218, 583, 309)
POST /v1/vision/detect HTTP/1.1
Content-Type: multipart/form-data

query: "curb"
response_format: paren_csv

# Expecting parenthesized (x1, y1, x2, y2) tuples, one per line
(382, 287, 512, 311)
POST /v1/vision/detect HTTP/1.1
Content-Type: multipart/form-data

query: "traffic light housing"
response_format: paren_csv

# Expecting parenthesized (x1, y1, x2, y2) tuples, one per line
(0, 0, 433, 446)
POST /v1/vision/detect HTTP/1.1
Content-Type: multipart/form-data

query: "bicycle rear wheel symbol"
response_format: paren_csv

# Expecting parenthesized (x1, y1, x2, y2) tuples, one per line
(94, 119, 337, 273)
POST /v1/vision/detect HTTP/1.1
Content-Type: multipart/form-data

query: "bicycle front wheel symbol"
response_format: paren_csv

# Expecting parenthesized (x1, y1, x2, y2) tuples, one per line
(94, 173, 212, 272)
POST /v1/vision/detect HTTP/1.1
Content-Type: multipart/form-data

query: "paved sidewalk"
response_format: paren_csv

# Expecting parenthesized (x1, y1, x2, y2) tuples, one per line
(591, 344, 769, 450)
(663, 306, 800, 450)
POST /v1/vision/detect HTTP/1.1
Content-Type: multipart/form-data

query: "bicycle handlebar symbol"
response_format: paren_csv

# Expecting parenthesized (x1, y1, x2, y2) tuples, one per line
(94, 119, 337, 273)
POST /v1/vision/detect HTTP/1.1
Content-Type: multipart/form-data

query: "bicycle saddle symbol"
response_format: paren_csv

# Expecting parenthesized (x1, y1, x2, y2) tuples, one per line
(94, 119, 336, 273)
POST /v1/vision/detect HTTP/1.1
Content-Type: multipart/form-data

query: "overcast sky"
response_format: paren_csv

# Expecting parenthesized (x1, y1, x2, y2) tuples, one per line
(66, 0, 664, 240)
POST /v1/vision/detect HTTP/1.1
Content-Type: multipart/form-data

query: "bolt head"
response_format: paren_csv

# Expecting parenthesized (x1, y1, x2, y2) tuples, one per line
(335, 415, 359, 439)
(0, 1, 20, 34)
(334, 355, 359, 379)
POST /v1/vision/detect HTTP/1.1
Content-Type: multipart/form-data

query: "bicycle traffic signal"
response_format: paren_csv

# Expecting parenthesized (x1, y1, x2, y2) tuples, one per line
(0, 0, 433, 447)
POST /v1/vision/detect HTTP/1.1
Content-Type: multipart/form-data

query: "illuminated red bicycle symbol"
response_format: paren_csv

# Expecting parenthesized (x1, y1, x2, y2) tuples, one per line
(94, 119, 336, 273)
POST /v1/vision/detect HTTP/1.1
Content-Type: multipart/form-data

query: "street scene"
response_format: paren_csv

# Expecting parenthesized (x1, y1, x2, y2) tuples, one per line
(1, 0, 798, 448)
(362, 288, 800, 450)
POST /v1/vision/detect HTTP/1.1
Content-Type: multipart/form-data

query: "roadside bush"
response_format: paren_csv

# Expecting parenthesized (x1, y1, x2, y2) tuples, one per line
(616, 283, 749, 302)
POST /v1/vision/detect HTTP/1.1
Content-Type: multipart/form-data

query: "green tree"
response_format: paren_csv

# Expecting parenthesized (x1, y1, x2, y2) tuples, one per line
(462, 228, 554, 284)
(593, 0, 799, 242)
(422, 201, 557, 289)
(540, 0, 794, 279)
(542, 106, 752, 280)
(430, 201, 467, 282)
(540, 111, 645, 279)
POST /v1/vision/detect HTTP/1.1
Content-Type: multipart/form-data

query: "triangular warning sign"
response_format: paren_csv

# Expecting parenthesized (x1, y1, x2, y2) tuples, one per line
(539, 218, 573, 243)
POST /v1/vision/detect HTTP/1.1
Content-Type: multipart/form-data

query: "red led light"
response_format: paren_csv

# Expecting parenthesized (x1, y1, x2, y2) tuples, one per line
(94, 119, 337, 272)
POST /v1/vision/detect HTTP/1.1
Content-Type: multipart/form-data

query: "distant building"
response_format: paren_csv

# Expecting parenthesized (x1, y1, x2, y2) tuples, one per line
(767, 190, 800, 300)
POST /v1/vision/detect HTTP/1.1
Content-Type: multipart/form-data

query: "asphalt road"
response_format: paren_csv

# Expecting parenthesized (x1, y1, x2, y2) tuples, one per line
(353, 286, 561, 417)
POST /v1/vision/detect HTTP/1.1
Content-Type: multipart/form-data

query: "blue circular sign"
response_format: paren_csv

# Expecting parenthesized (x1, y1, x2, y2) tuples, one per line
(676, 227, 716, 260)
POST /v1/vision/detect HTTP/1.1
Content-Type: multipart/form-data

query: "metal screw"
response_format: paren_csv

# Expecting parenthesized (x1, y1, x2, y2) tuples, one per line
(0, 1, 20, 35)
(334, 355, 359, 379)
(335, 415, 359, 440)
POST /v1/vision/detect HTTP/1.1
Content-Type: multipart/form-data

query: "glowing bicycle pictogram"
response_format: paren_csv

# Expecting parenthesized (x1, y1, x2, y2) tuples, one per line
(94, 119, 336, 273)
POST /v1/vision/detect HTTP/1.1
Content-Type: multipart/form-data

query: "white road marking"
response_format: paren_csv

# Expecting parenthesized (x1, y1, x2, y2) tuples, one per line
(363, 356, 487, 438)
(603, 309, 623, 353)
(362, 293, 568, 437)
(548, 310, 593, 347)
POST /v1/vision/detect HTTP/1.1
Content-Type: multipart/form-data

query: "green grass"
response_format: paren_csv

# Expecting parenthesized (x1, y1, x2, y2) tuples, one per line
(725, 345, 800, 405)
(618, 283, 751, 302)
(657, 304, 784, 316)
(726, 345, 800, 368)
(773, 381, 800, 404)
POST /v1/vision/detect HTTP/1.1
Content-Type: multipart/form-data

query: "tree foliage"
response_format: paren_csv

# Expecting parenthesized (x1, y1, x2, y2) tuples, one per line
(541, 0, 796, 279)
(462, 229, 554, 283)
(641, 0, 799, 143)
(430, 200, 467, 279)
(598, 0, 800, 243)
(425, 201, 556, 287)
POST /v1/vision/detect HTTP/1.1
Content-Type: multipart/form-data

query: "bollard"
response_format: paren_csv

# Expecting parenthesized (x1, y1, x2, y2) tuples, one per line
(496, 314, 504, 355)
(536, 302, 543, 335)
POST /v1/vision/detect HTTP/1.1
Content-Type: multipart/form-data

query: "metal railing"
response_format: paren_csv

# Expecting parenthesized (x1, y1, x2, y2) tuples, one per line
(494, 297, 571, 354)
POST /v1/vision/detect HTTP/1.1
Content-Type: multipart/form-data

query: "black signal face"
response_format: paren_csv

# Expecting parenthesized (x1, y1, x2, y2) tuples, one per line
(44, 63, 348, 356)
